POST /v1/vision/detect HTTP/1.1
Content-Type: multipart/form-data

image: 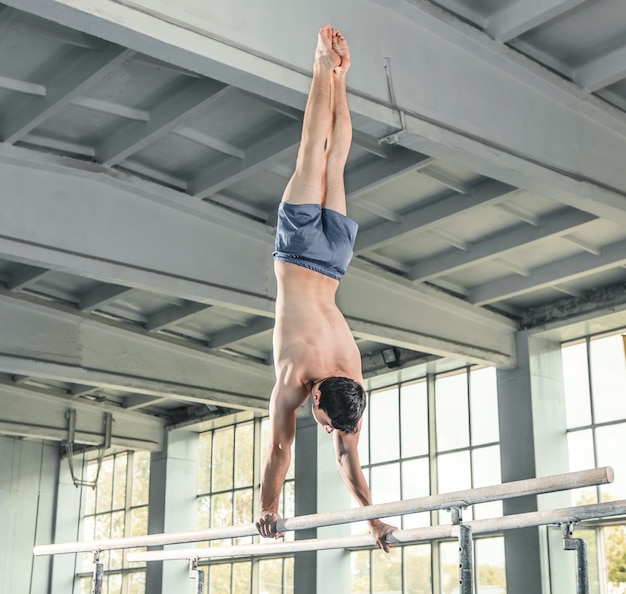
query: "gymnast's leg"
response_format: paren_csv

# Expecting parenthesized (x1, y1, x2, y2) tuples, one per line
(322, 28, 351, 215)
(280, 24, 339, 206)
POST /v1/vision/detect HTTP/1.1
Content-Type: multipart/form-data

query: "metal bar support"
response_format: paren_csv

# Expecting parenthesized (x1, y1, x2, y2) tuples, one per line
(561, 523, 590, 594)
(450, 507, 473, 594)
(189, 558, 205, 594)
(91, 550, 103, 594)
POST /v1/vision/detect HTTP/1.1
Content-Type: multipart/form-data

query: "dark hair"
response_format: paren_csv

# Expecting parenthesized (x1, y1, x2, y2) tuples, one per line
(318, 376, 366, 433)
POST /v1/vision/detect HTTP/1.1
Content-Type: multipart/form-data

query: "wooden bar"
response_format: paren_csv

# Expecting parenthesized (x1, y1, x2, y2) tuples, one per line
(127, 499, 626, 562)
(33, 467, 613, 556)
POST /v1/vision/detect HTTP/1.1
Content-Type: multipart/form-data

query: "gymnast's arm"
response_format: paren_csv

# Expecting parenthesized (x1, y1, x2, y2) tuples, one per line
(256, 382, 299, 539)
(334, 427, 397, 553)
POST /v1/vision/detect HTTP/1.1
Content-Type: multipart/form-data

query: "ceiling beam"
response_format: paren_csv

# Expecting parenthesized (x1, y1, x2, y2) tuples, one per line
(1, 44, 133, 143)
(346, 260, 517, 367)
(189, 122, 302, 198)
(209, 318, 275, 349)
(8, 264, 51, 290)
(485, 0, 588, 42)
(0, 292, 273, 411)
(0, 380, 165, 450)
(0, 143, 517, 365)
(409, 208, 596, 282)
(96, 80, 230, 165)
(574, 43, 626, 92)
(345, 148, 431, 201)
(355, 180, 518, 255)
(79, 284, 135, 312)
(471, 237, 626, 305)
(146, 301, 211, 331)
(8, 0, 626, 222)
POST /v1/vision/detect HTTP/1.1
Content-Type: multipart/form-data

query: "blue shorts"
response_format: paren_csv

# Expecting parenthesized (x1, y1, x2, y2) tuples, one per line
(273, 203, 359, 281)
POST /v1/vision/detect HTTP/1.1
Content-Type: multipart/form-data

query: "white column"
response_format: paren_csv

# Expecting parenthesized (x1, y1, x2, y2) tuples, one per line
(497, 331, 575, 594)
(145, 429, 199, 593)
(0, 437, 62, 594)
(316, 421, 353, 593)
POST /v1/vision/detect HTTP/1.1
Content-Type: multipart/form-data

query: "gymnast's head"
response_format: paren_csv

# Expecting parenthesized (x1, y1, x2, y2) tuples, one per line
(311, 376, 366, 434)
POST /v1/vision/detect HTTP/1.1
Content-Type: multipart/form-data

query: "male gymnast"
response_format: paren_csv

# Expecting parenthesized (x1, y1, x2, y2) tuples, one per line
(255, 25, 396, 552)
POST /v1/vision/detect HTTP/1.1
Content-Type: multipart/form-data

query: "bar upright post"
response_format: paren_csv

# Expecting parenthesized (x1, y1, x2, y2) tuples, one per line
(561, 523, 590, 594)
(451, 507, 473, 594)
(189, 558, 205, 594)
(91, 550, 103, 594)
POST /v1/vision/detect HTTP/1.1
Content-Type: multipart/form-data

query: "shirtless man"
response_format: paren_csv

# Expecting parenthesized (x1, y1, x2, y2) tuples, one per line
(255, 25, 395, 552)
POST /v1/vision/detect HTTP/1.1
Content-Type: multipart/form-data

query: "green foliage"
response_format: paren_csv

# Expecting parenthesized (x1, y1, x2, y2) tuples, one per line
(607, 526, 626, 585)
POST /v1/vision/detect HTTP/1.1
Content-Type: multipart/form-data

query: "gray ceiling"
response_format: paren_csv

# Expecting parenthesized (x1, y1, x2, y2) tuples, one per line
(1, 0, 625, 452)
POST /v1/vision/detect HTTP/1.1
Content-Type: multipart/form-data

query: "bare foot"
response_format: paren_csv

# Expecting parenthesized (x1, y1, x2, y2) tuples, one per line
(316, 24, 341, 70)
(332, 28, 351, 73)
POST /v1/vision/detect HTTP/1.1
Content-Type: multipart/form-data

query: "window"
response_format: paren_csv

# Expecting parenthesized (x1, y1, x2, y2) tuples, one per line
(79, 450, 151, 594)
(352, 368, 506, 593)
(562, 330, 626, 594)
(196, 417, 295, 593)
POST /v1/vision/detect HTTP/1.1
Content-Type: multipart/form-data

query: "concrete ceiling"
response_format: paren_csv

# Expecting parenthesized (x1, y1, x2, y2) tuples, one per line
(1, 0, 625, 451)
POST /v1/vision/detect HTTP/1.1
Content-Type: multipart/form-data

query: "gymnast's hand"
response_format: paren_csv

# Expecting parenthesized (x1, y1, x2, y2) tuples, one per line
(369, 519, 396, 553)
(256, 511, 285, 539)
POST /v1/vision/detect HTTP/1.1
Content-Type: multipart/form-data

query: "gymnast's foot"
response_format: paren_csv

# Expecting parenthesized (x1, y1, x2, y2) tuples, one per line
(316, 24, 341, 70)
(332, 28, 351, 73)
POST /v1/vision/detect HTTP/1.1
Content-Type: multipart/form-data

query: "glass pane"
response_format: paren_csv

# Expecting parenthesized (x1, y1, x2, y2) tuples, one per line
(78, 576, 91, 594)
(402, 544, 431, 593)
(282, 480, 295, 534)
(470, 368, 499, 445)
(111, 510, 125, 538)
(438, 451, 471, 493)
(209, 563, 231, 593)
(358, 399, 369, 465)
(96, 458, 115, 513)
(596, 423, 626, 502)
(259, 558, 284, 594)
(369, 387, 400, 464)
(128, 571, 146, 594)
(440, 540, 461, 594)
(590, 334, 626, 423)
(112, 453, 127, 510)
(198, 432, 213, 494)
(213, 427, 234, 492)
(85, 464, 97, 515)
(371, 463, 401, 528)
(605, 525, 626, 592)
(233, 561, 251, 594)
(234, 488, 253, 527)
(351, 550, 370, 593)
(401, 458, 430, 529)
(284, 557, 294, 594)
(567, 429, 597, 505)
(472, 446, 502, 519)
(438, 451, 471, 524)
(435, 372, 470, 451)
(286, 440, 296, 481)
(211, 492, 234, 529)
(95, 513, 111, 541)
(475, 537, 506, 593)
(372, 546, 402, 594)
(235, 422, 254, 488)
(562, 341, 592, 427)
(83, 515, 95, 541)
(131, 506, 148, 536)
(107, 573, 122, 594)
(132, 451, 151, 506)
(401, 381, 428, 458)
(197, 496, 211, 530)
